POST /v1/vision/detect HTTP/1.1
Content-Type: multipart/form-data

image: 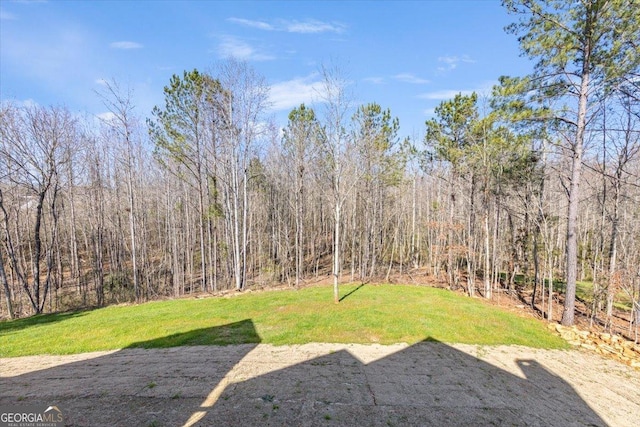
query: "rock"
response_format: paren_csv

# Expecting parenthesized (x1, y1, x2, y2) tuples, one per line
(577, 330, 590, 339)
(599, 345, 617, 354)
(551, 323, 640, 367)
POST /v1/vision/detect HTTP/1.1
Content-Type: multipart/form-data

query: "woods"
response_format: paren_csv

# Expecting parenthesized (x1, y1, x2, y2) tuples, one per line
(0, 1, 639, 335)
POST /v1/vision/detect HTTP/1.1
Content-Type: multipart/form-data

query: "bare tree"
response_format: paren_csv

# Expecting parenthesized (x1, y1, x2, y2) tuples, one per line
(315, 64, 361, 303)
(601, 90, 640, 329)
(216, 59, 271, 290)
(282, 104, 321, 286)
(0, 104, 74, 314)
(97, 80, 144, 301)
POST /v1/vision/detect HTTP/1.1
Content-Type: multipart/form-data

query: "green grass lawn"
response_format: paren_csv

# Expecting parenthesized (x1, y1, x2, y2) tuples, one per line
(0, 284, 567, 357)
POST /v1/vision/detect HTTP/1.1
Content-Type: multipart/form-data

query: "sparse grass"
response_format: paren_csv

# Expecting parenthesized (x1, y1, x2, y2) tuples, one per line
(543, 280, 632, 312)
(575, 281, 633, 311)
(0, 284, 568, 357)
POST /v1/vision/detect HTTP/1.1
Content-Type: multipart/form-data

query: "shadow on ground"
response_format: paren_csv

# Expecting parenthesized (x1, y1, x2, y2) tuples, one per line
(0, 319, 608, 426)
(0, 310, 89, 334)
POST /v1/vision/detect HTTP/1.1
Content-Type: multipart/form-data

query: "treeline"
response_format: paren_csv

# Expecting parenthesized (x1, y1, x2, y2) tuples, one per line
(1, 1, 639, 332)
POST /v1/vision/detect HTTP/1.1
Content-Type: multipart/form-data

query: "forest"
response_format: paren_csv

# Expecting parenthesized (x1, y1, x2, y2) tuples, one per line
(0, 1, 639, 335)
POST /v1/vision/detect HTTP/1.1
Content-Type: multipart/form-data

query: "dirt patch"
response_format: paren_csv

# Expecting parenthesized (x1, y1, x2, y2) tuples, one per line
(1, 343, 638, 426)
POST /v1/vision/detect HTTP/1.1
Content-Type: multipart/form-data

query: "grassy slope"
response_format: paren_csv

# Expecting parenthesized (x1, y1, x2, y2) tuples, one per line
(0, 284, 567, 357)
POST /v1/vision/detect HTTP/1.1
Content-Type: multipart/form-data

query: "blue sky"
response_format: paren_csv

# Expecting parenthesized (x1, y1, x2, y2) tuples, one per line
(0, 0, 534, 136)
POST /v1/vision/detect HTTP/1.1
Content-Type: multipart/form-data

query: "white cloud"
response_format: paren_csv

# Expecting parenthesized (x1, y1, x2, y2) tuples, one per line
(438, 55, 459, 65)
(228, 17, 346, 34)
(0, 9, 17, 20)
(285, 19, 346, 34)
(227, 17, 274, 30)
(418, 81, 497, 101)
(393, 73, 430, 84)
(96, 111, 116, 122)
(363, 77, 384, 85)
(1, 12, 116, 110)
(436, 55, 475, 72)
(21, 98, 38, 108)
(110, 41, 143, 49)
(418, 89, 475, 100)
(1, 98, 39, 108)
(2, 27, 88, 84)
(269, 76, 324, 111)
(217, 36, 274, 61)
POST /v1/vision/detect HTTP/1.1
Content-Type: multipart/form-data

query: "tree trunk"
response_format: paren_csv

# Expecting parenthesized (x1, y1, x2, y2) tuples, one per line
(32, 190, 47, 313)
(483, 206, 491, 299)
(242, 167, 248, 289)
(562, 60, 591, 326)
(126, 157, 139, 301)
(605, 178, 621, 328)
(447, 177, 455, 289)
(197, 173, 207, 293)
(333, 203, 341, 304)
(0, 253, 14, 319)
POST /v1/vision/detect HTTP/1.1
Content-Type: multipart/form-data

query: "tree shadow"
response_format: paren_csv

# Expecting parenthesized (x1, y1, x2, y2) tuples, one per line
(125, 320, 261, 349)
(0, 321, 616, 426)
(0, 310, 88, 334)
(339, 283, 366, 302)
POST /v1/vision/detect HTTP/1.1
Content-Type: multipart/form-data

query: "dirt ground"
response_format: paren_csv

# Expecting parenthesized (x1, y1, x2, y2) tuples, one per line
(1, 342, 639, 427)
